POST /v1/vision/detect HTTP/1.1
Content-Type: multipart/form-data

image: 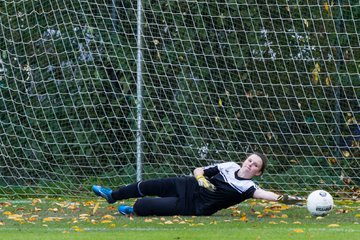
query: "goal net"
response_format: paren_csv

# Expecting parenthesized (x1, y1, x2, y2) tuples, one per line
(0, 0, 358, 199)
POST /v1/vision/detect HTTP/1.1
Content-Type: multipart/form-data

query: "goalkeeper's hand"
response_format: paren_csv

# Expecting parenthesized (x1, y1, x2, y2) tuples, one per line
(196, 175, 216, 192)
(277, 194, 305, 205)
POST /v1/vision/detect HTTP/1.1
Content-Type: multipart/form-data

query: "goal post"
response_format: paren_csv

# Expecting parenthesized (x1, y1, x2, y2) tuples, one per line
(0, 0, 358, 199)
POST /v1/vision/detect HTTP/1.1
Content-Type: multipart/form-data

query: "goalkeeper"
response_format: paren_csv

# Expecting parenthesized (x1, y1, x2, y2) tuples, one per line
(92, 152, 303, 216)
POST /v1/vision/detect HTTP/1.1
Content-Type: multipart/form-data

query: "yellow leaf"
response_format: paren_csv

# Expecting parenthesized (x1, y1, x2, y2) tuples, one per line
(7, 214, 23, 219)
(328, 224, 340, 228)
(355, 214, 360, 218)
(43, 217, 54, 222)
(31, 199, 42, 205)
(293, 229, 304, 233)
(72, 226, 85, 232)
(102, 215, 115, 220)
(28, 216, 38, 222)
(101, 220, 113, 223)
(342, 151, 350, 157)
(92, 202, 100, 215)
(68, 206, 77, 210)
(324, 2, 329, 12)
(312, 63, 320, 85)
(84, 201, 95, 206)
(325, 77, 331, 86)
(239, 216, 248, 222)
(218, 98, 223, 107)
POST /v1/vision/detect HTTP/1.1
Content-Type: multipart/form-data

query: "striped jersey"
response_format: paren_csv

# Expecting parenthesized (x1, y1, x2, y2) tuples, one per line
(195, 161, 260, 215)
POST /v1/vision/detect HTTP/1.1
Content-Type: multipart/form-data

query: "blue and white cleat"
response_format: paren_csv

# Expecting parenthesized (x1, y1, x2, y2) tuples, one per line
(118, 205, 134, 215)
(92, 185, 116, 204)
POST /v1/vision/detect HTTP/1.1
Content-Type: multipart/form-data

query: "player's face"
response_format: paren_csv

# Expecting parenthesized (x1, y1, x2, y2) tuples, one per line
(242, 154, 263, 177)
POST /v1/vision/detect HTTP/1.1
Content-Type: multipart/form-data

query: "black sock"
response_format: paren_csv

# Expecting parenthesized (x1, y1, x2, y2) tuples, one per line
(111, 182, 143, 200)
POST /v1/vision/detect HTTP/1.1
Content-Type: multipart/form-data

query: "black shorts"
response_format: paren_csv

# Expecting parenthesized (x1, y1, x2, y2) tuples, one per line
(133, 177, 199, 216)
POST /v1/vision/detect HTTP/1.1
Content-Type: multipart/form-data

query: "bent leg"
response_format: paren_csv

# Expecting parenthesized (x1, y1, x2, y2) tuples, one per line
(112, 177, 182, 200)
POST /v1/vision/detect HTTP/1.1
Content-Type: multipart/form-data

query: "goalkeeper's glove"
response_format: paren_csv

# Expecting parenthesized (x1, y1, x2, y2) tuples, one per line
(196, 175, 216, 192)
(277, 194, 305, 205)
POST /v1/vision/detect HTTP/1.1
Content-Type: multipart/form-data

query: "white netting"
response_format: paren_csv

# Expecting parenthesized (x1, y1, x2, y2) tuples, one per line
(0, 0, 359, 198)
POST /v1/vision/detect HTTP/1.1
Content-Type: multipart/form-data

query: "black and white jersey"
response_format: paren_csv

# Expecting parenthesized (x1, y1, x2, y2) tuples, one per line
(195, 162, 260, 216)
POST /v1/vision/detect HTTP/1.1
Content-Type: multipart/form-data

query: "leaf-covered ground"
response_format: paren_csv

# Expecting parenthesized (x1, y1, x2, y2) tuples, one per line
(0, 198, 359, 240)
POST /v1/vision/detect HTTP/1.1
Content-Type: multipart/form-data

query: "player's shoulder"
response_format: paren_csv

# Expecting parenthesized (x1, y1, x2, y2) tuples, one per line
(217, 161, 240, 170)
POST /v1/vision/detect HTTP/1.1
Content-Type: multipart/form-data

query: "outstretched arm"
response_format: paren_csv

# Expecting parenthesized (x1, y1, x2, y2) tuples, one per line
(253, 189, 305, 204)
(253, 189, 279, 201)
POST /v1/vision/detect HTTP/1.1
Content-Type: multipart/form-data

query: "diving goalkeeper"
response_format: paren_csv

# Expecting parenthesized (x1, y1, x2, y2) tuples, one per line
(92, 152, 303, 216)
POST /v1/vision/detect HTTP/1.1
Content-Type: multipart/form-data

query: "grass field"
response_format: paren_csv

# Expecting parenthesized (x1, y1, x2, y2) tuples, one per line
(1, 198, 359, 240)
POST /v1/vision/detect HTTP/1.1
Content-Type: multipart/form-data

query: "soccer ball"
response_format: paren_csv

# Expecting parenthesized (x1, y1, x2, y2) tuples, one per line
(306, 190, 334, 216)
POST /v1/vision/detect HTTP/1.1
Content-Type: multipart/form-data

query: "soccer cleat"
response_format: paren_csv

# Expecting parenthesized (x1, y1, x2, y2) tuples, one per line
(92, 185, 116, 204)
(118, 205, 134, 215)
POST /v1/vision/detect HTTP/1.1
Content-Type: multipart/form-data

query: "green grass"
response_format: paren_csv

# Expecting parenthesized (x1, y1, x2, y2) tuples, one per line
(0, 198, 359, 240)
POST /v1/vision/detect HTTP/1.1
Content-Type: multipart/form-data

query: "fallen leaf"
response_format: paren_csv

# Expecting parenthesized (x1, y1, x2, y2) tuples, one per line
(293, 229, 304, 233)
(72, 226, 85, 232)
(31, 199, 42, 205)
(101, 220, 112, 223)
(43, 217, 54, 222)
(92, 202, 100, 215)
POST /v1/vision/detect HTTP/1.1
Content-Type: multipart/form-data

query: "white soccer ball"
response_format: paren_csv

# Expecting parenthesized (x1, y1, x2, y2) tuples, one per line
(306, 190, 334, 216)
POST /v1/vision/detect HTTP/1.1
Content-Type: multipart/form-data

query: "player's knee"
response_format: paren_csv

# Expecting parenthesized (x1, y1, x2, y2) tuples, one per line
(133, 198, 151, 216)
